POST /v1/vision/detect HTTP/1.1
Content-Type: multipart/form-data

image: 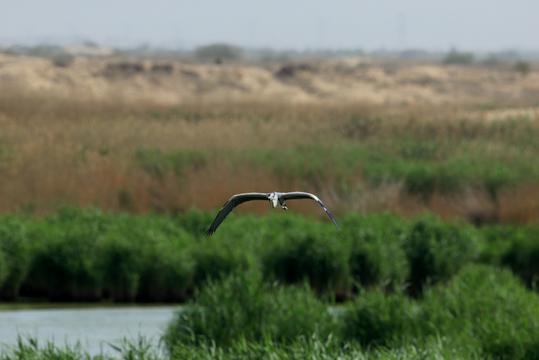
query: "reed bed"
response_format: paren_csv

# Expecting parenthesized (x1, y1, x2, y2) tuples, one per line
(1, 90, 539, 222)
(0, 208, 537, 303)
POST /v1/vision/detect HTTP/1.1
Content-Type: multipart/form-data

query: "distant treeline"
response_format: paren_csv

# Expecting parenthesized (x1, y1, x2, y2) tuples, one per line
(0, 207, 538, 303)
(3, 42, 539, 63)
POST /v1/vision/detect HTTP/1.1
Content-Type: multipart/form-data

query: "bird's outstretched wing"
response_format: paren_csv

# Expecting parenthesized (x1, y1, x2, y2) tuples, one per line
(281, 192, 339, 228)
(207, 193, 269, 235)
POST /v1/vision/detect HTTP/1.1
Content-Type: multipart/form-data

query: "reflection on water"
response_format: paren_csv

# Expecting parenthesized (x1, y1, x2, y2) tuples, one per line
(0, 306, 179, 355)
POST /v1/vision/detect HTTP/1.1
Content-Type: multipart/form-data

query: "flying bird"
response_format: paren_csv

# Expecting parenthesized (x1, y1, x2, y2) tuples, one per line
(207, 191, 338, 235)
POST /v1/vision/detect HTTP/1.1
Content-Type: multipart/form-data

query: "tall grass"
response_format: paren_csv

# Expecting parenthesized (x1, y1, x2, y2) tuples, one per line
(0, 249, 7, 291)
(0, 336, 162, 360)
(341, 289, 419, 347)
(3, 263, 539, 359)
(0, 208, 535, 304)
(344, 218, 408, 291)
(421, 265, 539, 359)
(403, 216, 479, 295)
(0, 217, 31, 299)
(504, 241, 539, 286)
(163, 272, 335, 349)
(1, 91, 539, 221)
(164, 264, 538, 359)
(261, 224, 348, 294)
(168, 337, 481, 360)
(135, 148, 208, 179)
(0, 336, 482, 360)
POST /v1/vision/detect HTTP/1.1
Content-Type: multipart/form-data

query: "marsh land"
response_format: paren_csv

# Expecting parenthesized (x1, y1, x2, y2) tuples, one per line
(1, 51, 539, 359)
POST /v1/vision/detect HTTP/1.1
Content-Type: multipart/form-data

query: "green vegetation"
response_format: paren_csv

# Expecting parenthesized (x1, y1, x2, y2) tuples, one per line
(514, 61, 531, 76)
(0, 336, 481, 359)
(168, 338, 481, 360)
(261, 224, 348, 293)
(0, 208, 533, 304)
(130, 117, 539, 202)
(404, 216, 479, 295)
(421, 265, 539, 359)
(344, 215, 408, 291)
(164, 264, 539, 359)
(0, 250, 7, 291)
(164, 273, 334, 348)
(342, 289, 418, 347)
(135, 148, 208, 179)
(443, 48, 475, 65)
(0, 217, 31, 300)
(0, 336, 162, 360)
(500, 226, 539, 287)
(194, 43, 243, 62)
(1, 94, 539, 218)
(0, 209, 539, 358)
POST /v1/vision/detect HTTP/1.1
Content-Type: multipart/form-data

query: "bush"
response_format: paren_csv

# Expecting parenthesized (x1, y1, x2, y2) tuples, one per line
(22, 208, 107, 300)
(136, 240, 193, 302)
(97, 233, 142, 302)
(404, 216, 478, 295)
(477, 225, 517, 265)
(189, 241, 249, 290)
(347, 228, 408, 291)
(194, 43, 242, 62)
(0, 217, 31, 299)
(422, 265, 539, 359)
(476, 224, 539, 289)
(341, 289, 419, 347)
(403, 166, 436, 198)
(482, 164, 516, 201)
(0, 250, 7, 291)
(500, 226, 539, 287)
(132, 220, 194, 302)
(262, 226, 348, 294)
(51, 53, 74, 68)
(164, 273, 335, 349)
(17, 209, 199, 302)
(25, 223, 102, 301)
(443, 49, 474, 65)
(174, 209, 214, 237)
(514, 61, 531, 76)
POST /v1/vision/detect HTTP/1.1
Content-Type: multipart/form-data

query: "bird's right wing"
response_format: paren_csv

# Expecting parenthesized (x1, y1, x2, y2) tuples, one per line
(207, 193, 269, 235)
(281, 191, 339, 228)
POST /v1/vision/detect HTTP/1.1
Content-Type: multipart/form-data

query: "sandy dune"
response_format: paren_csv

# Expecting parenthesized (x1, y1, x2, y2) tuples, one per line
(1, 53, 538, 106)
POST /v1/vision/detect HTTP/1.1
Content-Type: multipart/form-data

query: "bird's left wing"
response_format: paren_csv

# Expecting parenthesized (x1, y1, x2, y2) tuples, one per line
(207, 192, 269, 235)
(281, 192, 339, 228)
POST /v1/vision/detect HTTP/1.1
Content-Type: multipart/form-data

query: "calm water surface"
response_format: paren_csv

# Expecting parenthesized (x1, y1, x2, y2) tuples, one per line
(0, 306, 179, 355)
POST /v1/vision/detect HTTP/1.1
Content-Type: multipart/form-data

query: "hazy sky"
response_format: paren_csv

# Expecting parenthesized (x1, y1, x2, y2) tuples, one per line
(1, 0, 538, 51)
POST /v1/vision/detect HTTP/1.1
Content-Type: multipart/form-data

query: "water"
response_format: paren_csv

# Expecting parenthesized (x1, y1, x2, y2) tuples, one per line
(0, 306, 179, 355)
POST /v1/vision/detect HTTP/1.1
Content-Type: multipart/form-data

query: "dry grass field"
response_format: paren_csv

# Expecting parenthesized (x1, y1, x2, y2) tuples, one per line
(1, 53, 538, 223)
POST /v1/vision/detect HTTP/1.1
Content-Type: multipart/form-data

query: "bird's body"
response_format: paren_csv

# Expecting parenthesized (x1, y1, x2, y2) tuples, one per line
(207, 191, 338, 235)
(268, 192, 288, 209)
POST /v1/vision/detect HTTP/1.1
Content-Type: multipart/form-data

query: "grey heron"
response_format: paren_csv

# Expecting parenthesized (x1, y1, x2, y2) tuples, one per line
(207, 191, 338, 235)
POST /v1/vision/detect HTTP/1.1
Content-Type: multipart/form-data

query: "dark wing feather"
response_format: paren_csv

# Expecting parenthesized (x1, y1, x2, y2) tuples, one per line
(281, 192, 339, 228)
(207, 193, 269, 235)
